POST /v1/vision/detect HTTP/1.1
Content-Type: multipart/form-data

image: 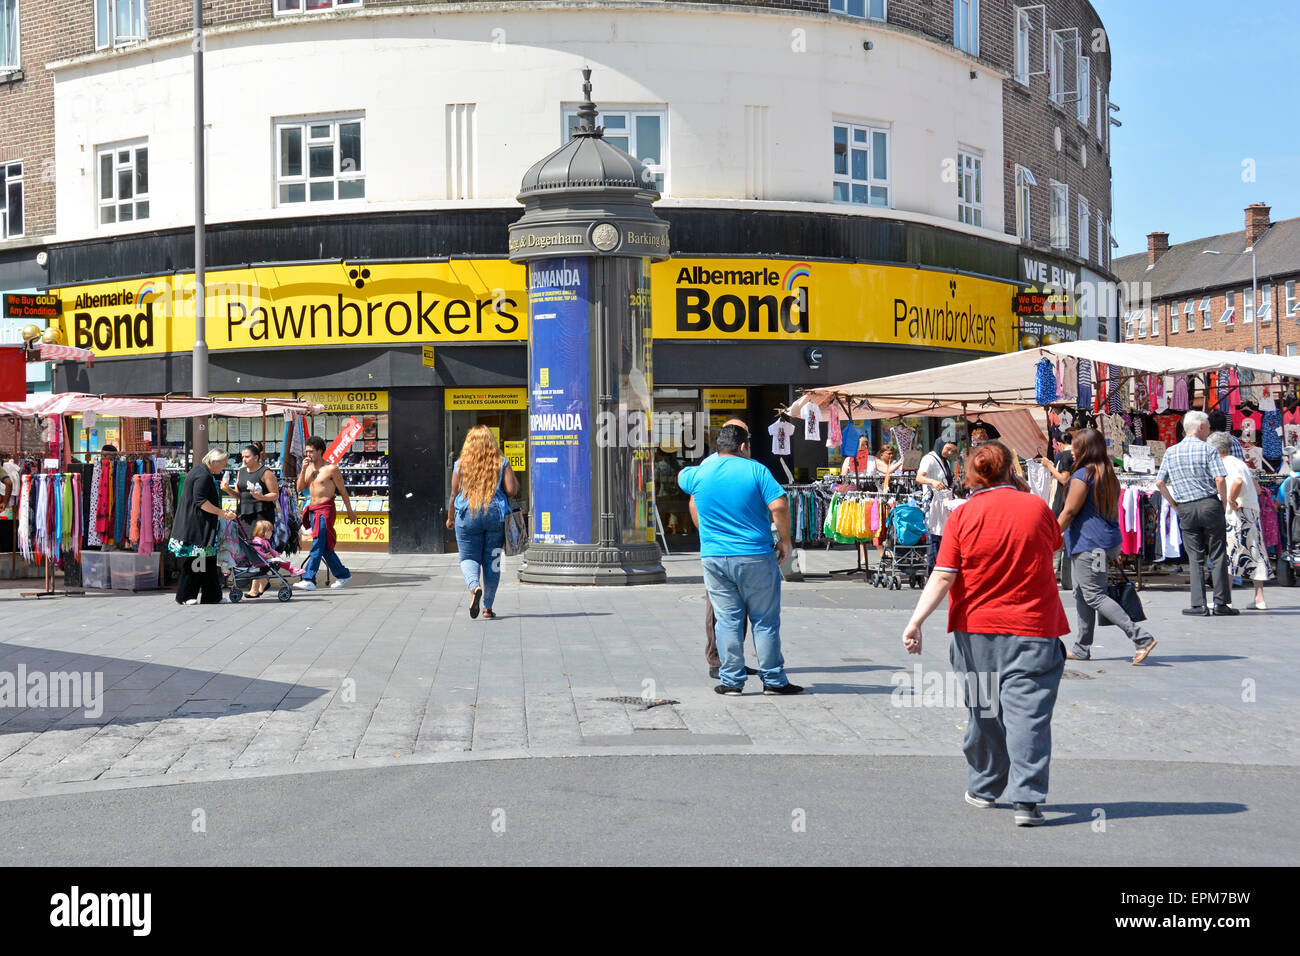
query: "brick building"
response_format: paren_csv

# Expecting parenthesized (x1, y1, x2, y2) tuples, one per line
(1115, 203, 1300, 358)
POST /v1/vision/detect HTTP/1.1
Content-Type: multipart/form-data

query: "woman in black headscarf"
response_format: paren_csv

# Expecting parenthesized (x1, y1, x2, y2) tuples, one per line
(917, 437, 957, 572)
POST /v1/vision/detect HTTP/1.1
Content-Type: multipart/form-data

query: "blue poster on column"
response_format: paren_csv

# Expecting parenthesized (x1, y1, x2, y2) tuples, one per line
(528, 257, 591, 545)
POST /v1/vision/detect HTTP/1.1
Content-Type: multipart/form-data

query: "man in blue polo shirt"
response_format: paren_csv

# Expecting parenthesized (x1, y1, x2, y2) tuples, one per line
(679, 424, 802, 696)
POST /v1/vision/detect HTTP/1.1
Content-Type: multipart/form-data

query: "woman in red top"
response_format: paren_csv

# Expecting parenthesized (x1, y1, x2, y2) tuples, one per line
(902, 441, 1069, 827)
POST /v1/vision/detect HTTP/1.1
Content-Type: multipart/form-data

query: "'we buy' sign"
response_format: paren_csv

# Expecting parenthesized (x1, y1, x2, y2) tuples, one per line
(325, 417, 364, 464)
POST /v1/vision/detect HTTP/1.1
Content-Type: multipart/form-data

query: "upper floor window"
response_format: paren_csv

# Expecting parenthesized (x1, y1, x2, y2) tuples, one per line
(832, 122, 889, 207)
(1014, 165, 1034, 242)
(1286, 279, 1297, 317)
(1014, 7, 1031, 85)
(1220, 291, 1236, 326)
(1078, 197, 1090, 260)
(1135, 309, 1147, 337)
(0, 161, 22, 238)
(829, 0, 885, 20)
(96, 0, 147, 50)
(1259, 283, 1273, 322)
(1049, 31, 1066, 106)
(97, 142, 148, 225)
(1168, 301, 1178, 334)
(953, 0, 978, 56)
(564, 107, 666, 193)
(1150, 305, 1160, 337)
(275, 116, 364, 205)
(1076, 55, 1091, 125)
(1049, 180, 1068, 249)
(1183, 300, 1194, 334)
(1096, 80, 1104, 141)
(276, 0, 360, 13)
(0, 0, 19, 73)
(1200, 296, 1212, 329)
(1243, 287, 1255, 324)
(956, 148, 982, 227)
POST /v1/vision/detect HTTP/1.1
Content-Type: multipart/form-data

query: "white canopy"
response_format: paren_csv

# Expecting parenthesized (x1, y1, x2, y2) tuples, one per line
(0, 393, 322, 418)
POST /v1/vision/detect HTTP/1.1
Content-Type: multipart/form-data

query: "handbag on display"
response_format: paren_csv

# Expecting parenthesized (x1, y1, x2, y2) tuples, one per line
(503, 508, 529, 557)
(1101, 562, 1145, 626)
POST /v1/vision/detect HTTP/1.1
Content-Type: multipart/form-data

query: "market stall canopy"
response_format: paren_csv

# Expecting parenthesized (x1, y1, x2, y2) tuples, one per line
(36, 343, 95, 363)
(0, 393, 323, 418)
(793, 341, 1300, 413)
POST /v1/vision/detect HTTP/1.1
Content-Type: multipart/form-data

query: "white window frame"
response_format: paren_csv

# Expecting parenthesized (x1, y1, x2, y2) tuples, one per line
(1263, 345, 1273, 355)
(1135, 309, 1148, 337)
(0, 160, 22, 239)
(1096, 80, 1104, 141)
(1078, 196, 1090, 261)
(274, 115, 365, 207)
(564, 106, 667, 194)
(95, 0, 148, 51)
(957, 147, 983, 227)
(0, 0, 20, 73)
(1259, 283, 1273, 322)
(1168, 301, 1178, 334)
(1200, 296, 1212, 330)
(1014, 165, 1035, 242)
(1220, 291, 1236, 326)
(1150, 305, 1160, 337)
(1014, 7, 1031, 85)
(1123, 311, 1133, 339)
(953, 0, 979, 56)
(274, 0, 361, 15)
(1243, 287, 1255, 324)
(829, 0, 885, 20)
(1286, 279, 1297, 317)
(1183, 299, 1194, 334)
(96, 141, 149, 226)
(832, 120, 890, 208)
(1076, 55, 1091, 125)
(1287, 343, 1297, 357)
(1049, 180, 1068, 249)
(1049, 31, 1066, 106)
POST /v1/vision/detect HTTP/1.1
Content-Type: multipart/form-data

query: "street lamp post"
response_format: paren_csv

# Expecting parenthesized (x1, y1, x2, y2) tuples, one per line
(191, 0, 208, 459)
(1202, 247, 1258, 353)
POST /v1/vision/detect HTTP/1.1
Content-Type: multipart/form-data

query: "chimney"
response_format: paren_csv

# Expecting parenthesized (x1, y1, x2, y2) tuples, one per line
(1147, 231, 1170, 268)
(1245, 203, 1271, 248)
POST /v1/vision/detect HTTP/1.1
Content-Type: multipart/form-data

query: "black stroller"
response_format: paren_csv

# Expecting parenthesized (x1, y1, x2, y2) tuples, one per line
(225, 521, 296, 603)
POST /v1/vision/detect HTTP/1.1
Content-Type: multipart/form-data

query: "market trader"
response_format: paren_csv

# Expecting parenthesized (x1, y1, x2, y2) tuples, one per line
(679, 424, 802, 696)
(1155, 410, 1234, 616)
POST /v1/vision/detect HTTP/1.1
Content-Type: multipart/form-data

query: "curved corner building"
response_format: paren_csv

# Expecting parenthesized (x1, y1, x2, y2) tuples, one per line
(0, 0, 1117, 551)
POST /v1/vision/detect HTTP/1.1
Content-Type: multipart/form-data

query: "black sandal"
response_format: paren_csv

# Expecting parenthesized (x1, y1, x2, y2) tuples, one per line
(470, 587, 482, 619)
(483, 609, 496, 619)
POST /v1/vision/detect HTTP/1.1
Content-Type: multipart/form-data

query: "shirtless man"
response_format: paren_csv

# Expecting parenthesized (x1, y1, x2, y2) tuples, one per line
(293, 435, 356, 591)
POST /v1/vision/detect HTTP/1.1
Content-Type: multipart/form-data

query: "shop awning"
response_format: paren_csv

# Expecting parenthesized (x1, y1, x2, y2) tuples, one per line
(0, 393, 323, 419)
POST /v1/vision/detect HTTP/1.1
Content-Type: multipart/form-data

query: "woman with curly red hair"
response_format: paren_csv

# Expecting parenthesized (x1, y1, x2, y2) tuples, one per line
(901, 441, 1069, 827)
(446, 426, 519, 619)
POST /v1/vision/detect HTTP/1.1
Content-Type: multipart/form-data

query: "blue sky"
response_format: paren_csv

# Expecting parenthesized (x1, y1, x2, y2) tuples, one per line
(1094, 0, 1300, 258)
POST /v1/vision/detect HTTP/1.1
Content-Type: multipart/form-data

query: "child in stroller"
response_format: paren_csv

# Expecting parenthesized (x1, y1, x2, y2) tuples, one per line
(229, 519, 304, 602)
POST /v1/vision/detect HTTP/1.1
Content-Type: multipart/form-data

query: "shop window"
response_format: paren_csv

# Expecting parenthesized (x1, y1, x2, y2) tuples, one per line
(0, 161, 22, 238)
(275, 115, 365, 206)
(95, 0, 147, 50)
(830, 0, 885, 20)
(275, 0, 360, 13)
(957, 148, 982, 227)
(97, 142, 148, 225)
(1049, 180, 1068, 249)
(953, 0, 978, 56)
(564, 107, 666, 194)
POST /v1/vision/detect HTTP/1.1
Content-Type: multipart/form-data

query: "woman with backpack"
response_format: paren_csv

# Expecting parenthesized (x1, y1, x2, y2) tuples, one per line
(1057, 428, 1158, 665)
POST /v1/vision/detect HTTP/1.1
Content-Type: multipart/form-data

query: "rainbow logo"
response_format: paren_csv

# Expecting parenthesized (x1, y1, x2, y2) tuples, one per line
(136, 281, 158, 303)
(783, 263, 811, 291)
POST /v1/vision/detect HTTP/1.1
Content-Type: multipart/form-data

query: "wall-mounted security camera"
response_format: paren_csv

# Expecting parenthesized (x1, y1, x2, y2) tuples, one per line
(804, 347, 824, 369)
(863, 41, 873, 51)
(35, 251, 48, 267)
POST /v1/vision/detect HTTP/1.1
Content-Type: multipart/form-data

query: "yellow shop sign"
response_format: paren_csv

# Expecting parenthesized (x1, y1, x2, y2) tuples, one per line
(446, 387, 527, 410)
(652, 259, 1018, 352)
(52, 259, 527, 358)
(297, 390, 388, 414)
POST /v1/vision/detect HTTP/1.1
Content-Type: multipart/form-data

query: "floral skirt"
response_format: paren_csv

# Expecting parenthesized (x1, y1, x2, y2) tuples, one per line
(168, 537, 217, 559)
(1225, 508, 1274, 582)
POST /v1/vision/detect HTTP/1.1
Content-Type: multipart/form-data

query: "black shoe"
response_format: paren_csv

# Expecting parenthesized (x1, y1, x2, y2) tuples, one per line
(469, 587, 482, 619)
(1181, 607, 1209, 616)
(1014, 802, 1046, 827)
(763, 682, 804, 696)
(708, 666, 720, 680)
(714, 684, 742, 697)
(1212, 605, 1239, 616)
(746, 667, 759, 675)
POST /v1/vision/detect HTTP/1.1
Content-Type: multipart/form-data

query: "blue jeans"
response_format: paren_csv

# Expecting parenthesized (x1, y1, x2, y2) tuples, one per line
(303, 513, 350, 583)
(456, 505, 505, 608)
(701, 553, 788, 688)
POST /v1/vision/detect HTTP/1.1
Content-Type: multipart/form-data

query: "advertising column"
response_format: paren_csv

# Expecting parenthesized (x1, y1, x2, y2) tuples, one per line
(528, 258, 591, 544)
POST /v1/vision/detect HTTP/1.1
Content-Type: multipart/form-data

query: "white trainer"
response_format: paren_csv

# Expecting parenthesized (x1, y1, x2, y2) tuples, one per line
(329, 575, 352, 589)
(183, 598, 199, 605)
(294, 580, 317, 591)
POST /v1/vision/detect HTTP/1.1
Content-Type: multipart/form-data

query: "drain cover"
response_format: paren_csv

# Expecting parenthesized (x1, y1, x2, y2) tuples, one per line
(1061, 670, 1094, 680)
(598, 696, 680, 709)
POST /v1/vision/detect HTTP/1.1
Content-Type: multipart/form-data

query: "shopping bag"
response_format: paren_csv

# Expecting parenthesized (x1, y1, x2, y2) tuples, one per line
(503, 508, 529, 557)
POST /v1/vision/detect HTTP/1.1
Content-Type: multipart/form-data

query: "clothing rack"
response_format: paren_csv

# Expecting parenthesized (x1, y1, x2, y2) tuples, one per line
(825, 486, 925, 579)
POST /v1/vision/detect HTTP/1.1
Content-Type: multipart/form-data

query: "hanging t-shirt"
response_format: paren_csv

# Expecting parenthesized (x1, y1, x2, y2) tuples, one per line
(839, 422, 860, 458)
(1262, 409, 1283, 461)
(1155, 413, 1180, 448)
(802, 403, 822, 440)
(826, 404, 842, 448)
(769, 419, 795, 456)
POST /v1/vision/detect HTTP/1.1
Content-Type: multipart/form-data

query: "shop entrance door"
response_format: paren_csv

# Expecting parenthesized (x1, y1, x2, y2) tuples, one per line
(443, 409, 529, 552)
